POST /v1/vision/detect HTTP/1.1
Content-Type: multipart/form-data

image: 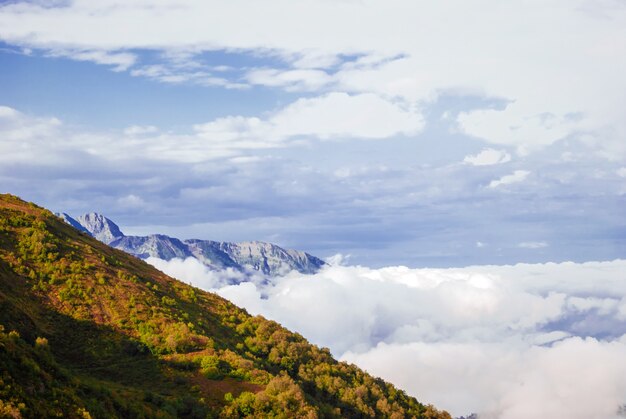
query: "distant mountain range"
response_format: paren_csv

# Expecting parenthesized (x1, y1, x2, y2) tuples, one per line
(56, 212, 325, 276)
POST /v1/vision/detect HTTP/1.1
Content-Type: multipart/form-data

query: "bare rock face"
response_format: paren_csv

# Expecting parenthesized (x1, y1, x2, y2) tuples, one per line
(186, 239, 325, 275)
(75, 212, 124, 244)
(110, 234, 192, 260)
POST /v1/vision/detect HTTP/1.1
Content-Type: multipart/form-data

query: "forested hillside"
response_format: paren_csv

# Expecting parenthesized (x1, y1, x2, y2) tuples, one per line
(0, 194, 450, 418)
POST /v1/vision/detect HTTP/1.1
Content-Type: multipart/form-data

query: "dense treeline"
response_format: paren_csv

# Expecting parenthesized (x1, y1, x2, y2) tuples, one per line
(0, 194, 451, 418)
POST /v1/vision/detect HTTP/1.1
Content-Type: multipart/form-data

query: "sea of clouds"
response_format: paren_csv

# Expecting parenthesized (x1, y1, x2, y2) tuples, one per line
(147, 256, 626, 418)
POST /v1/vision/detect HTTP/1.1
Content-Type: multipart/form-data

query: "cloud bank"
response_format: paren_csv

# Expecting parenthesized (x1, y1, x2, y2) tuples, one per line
(148, 257, 626, 418)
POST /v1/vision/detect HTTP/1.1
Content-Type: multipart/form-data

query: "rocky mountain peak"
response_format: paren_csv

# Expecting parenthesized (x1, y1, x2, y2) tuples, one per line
(75, 212, 124, 244)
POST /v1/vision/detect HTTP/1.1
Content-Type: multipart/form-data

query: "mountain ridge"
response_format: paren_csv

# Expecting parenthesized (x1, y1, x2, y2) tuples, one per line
(57, 212, 325, 276)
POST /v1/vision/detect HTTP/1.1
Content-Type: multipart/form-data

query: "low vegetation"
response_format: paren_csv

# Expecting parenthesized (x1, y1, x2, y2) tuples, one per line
(0, 194, 450, 418)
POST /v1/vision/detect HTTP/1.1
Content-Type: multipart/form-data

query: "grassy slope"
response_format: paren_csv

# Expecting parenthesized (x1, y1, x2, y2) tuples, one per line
(0, 194, 451, 419)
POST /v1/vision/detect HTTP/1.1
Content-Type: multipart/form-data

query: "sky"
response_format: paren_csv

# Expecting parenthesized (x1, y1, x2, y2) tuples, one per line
(0, 0, 625, 267)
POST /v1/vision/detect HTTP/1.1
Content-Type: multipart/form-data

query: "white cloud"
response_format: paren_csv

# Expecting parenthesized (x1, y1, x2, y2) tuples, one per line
(184, 92, 424, 152)
(269, 92, 424, 140)
(116, 194, 146, 209)
(289, 50, 341, 69)
(146, 256, 252, 289)
(457, 104, 583, 156)
(463, 148, 512, 166)
(0, 105, 19, 118)
(147, 258, 626, 417)
(46, 49, 137, 71)
(0, 105, 61, 141)
(0, 96, 421, 165)
(130, 64, 244, 88)
(245, 68, 333, 91)
(488, 170, 531, 188)
(567, 296, 619, 315)
(343, 337, 626, 419)
(0, 106, 65, 162)
(518, 241, 548, 249)
(123, 125, 158, 136)
(617, 167, 626, 177)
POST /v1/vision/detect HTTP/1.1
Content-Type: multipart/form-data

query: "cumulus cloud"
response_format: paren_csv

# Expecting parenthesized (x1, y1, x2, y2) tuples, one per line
(488, 170, 531, 188)
(148, 258, 626, 417)
(457, 105, 583, 156)
(0, 105, 61, 142)
(268, 92, 424, 140)
(0, 94, 420, 167)
(0, 105, 66, 163)
(192, 93, 424, 144)
(463, 148, 511, 166)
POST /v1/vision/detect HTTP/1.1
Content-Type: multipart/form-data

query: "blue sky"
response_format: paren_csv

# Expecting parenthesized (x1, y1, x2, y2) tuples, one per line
(0, 0, 625, 267)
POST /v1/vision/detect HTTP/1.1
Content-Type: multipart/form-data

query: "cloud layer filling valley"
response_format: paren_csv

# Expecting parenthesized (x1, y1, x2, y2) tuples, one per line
(147, 257, 626, 418)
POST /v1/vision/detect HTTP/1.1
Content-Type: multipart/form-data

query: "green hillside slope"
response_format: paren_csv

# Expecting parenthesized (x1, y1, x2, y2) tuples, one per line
(0, 194, 450, 419)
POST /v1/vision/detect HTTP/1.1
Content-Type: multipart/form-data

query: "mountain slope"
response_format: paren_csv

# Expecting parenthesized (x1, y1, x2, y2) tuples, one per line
(59, 212, 325, 276)
(56, 212, 90, 235)
(1, 194, 450, 419)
